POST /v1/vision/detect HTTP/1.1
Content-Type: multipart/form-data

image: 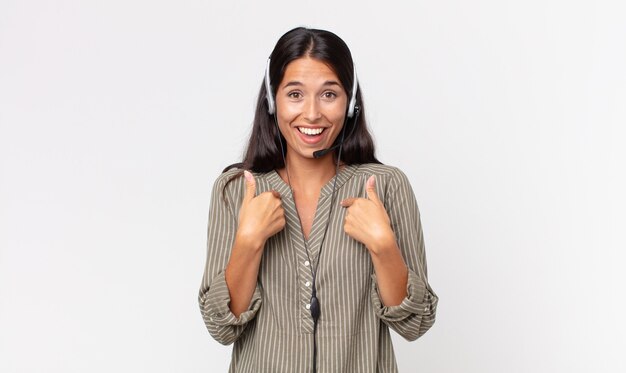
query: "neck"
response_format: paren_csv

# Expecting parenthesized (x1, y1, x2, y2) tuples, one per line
(279, 153, 340, 196)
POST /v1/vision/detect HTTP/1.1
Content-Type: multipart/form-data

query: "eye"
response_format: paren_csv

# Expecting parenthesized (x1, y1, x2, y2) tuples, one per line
(322, 91, 337, 100)
(287, 91, 303, 100)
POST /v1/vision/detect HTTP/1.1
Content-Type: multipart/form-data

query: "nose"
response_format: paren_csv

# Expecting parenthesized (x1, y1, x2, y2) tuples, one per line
(303, 97, 322, 122)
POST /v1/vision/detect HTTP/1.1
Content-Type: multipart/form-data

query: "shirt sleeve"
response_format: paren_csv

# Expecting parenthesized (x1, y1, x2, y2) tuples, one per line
(198, 171, 262, 345)
(369, 167, 438, 341)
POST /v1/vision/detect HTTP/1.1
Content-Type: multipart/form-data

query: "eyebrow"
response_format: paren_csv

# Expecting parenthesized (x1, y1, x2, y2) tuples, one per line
(282, 80, 342, 89)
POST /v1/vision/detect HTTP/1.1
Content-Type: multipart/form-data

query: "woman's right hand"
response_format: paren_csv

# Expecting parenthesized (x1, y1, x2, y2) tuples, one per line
(236, 170, 286, 250)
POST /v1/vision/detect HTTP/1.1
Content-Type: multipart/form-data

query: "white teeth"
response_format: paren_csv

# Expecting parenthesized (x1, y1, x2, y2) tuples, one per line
(298, 127, 324, 136)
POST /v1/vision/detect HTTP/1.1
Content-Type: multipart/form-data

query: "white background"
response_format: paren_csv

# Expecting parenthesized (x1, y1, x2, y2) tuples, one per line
(1, 1, 625, 372)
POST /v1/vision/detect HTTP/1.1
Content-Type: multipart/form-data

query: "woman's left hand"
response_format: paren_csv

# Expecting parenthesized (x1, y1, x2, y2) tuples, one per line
(340, 176, 396, 254)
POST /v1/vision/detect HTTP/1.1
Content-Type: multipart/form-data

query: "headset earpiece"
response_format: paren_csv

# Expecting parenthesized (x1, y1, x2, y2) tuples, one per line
(347, 64, 358, 118)
(264, 58, 276, 115)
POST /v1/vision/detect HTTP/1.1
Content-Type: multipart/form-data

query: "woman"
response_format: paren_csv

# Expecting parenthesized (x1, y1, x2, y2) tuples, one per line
(199, 27, 438, 373)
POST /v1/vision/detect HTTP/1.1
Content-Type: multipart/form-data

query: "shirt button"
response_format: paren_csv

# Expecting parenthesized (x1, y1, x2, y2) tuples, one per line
(305, 304, 311, 310)
(305, 281, 311, 287)
(304, 260, 310, 266)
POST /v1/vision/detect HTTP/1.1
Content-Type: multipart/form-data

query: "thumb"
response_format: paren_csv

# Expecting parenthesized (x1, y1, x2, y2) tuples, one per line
(365, 175, 381, 204)
(243, 170, 256, 201)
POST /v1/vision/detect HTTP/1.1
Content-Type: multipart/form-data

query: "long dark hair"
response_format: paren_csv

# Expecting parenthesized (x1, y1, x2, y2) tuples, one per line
(224, 27, 381, 174)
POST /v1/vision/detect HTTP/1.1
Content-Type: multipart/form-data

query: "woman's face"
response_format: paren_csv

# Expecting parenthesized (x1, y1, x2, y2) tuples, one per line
(275, 57, 348, 162)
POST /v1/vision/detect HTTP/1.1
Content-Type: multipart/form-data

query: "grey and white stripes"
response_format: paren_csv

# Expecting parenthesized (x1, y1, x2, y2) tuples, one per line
(199, 164, 438, 372)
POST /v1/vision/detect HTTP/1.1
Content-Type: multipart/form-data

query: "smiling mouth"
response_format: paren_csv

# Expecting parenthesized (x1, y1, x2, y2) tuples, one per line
(297, 127, 325, 136)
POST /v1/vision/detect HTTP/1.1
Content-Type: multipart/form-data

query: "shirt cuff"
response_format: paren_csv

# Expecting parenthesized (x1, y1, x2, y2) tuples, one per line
(205, 271, 262, 326)
(370, 269, 432, 322)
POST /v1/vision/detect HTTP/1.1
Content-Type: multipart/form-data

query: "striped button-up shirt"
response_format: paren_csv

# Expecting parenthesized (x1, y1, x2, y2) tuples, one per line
(199, 163, 438, 372)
